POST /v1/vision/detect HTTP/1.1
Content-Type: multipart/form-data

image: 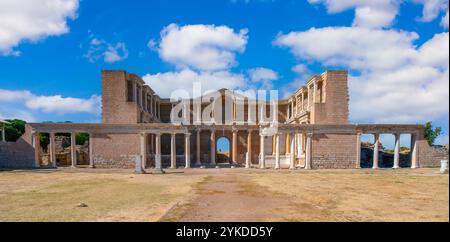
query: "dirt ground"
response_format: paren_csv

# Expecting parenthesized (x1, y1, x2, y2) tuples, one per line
(0, 168, 448, 222)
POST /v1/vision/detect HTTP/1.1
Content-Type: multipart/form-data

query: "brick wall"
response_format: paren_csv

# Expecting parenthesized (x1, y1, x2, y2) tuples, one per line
(0, 125, 36, 169)
(317, 71, 350, 124)
(102, 70, 140, 124)
(417, 135, 449, 167)
(312, 133, 358, 169)
(91, 133, 140, 168)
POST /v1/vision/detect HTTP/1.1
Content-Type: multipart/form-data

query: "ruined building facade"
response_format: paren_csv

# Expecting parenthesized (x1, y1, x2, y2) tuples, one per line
(1, 70, 448, 170)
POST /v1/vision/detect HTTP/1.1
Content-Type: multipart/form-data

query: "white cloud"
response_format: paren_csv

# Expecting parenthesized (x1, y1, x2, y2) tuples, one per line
(0, 89, 101, 116)
(83, 35, 128, 63)
(307, 0, 400, 28)
(142, 69, 247, 98)
(0, 89, 32, 102)
(248, 67, 279, 89)
(103, 42, 128, 63)
(308, 0, 449, 28)
(275, 27, 419, 71)
(154, 24, 248, 71)
(442, 10, 449, 28)
(249, 68, 279, 82)
(275, 27, 449, 123)
(0, 0, 79, 56)
(292, 64, 309, 74)
(413, 0, 448, 22)
(25, 95, 101, 114)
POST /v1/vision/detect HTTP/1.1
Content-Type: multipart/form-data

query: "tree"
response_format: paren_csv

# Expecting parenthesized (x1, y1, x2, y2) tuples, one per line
(424, 122, 442, 146)
(76, 133, 89, 145)
(4, 119, 26, 142)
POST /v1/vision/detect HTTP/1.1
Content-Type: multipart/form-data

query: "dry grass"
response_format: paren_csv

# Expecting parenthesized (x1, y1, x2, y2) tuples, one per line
(250, 169, 449, 222)
(0, 168, 447, 222)
(0, 170, 205, 222)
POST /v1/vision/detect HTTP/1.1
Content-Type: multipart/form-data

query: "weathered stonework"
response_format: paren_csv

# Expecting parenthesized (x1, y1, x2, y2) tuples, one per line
(1, 70, 448, 170)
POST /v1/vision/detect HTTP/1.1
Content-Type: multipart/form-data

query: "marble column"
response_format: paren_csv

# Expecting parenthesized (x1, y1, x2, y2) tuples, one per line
(313, 81, 317, 103)
(140, 133, 147, 170)
(289, 133, 296, 170)
(305, 133, 312, 170)
(291, 101, 295, 119)
(71, 132, 77, 168)
(158, 101, 161, 120)
(393, 133, 401, 169)
(154, 133, 163, 173)
(232, 129, 238, 164)
(356, 132, 362, 169)
(89, 133, 94, 168)
(275, 134, 280, 169)
(285, 133, 291, 155)
(185, 133, 191, 169)
(301, 92, 305, 112)
(210, 130, 216, 165)
(260, 133, 266, 169)
(411, 133, 419, 169)
(307, 86, 311, 110)
(196, 129, 202, 166)
(32, 132, 41, 168)
(246, 131, 252, 168)
(49, 133, 56, 168)
(298, 133, 304, 157)
(373, 133, 380, 169)
(170, 133, 176, 169)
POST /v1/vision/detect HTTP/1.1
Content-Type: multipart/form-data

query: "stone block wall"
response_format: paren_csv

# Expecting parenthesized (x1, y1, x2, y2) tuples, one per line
(91, 133, 140, 168)
(319, 71, 350, 124)
(418, 139, 449, 168)
(311, 133, 358, 169)
(102, 70, 140, 124)
(0, 125, 35, 169)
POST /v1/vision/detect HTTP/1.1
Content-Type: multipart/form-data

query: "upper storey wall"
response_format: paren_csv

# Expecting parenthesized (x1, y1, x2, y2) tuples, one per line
(102, 70, 161, 124)
(101, 70, 349, 125)
(286, 70, 349, 125)
(320, 71, 350, 124)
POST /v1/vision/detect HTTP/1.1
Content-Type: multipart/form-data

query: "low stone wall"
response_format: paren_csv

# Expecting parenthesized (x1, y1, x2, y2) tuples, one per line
(91, 133, 140, 169)
(420, 145, 449, 168)
(312, 133, 358, 169)
(0, 139, 35, 169)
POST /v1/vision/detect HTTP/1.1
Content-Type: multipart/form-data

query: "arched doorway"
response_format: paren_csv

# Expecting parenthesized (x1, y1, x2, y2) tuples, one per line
(217, 137, 231, 164)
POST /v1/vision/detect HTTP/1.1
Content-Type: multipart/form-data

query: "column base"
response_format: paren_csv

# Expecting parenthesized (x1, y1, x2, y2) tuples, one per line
(393, 166, 400, 169)
(153, 169, 165, 174)
(135, 169, 146, 174)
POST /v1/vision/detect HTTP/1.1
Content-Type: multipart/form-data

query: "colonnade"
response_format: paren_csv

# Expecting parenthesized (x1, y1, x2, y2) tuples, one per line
(32, 131, 94, 168)
(357, 132, 419, 169)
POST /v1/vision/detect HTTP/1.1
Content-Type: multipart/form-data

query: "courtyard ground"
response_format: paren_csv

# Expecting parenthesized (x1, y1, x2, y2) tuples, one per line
(0, 168, 448, 222)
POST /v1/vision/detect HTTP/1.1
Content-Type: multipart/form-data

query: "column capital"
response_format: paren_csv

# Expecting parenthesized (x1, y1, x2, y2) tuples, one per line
(306, 132, 314, 138)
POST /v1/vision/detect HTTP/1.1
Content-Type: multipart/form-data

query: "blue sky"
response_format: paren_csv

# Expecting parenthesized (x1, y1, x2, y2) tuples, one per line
(0, 0, 449, 147)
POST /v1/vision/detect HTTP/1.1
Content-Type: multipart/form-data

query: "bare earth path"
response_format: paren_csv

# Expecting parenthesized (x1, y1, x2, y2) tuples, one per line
(160, 173, 296, 222)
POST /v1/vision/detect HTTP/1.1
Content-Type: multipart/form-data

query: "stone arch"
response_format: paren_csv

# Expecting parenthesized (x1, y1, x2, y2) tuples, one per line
(216, 136, 231, 163)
